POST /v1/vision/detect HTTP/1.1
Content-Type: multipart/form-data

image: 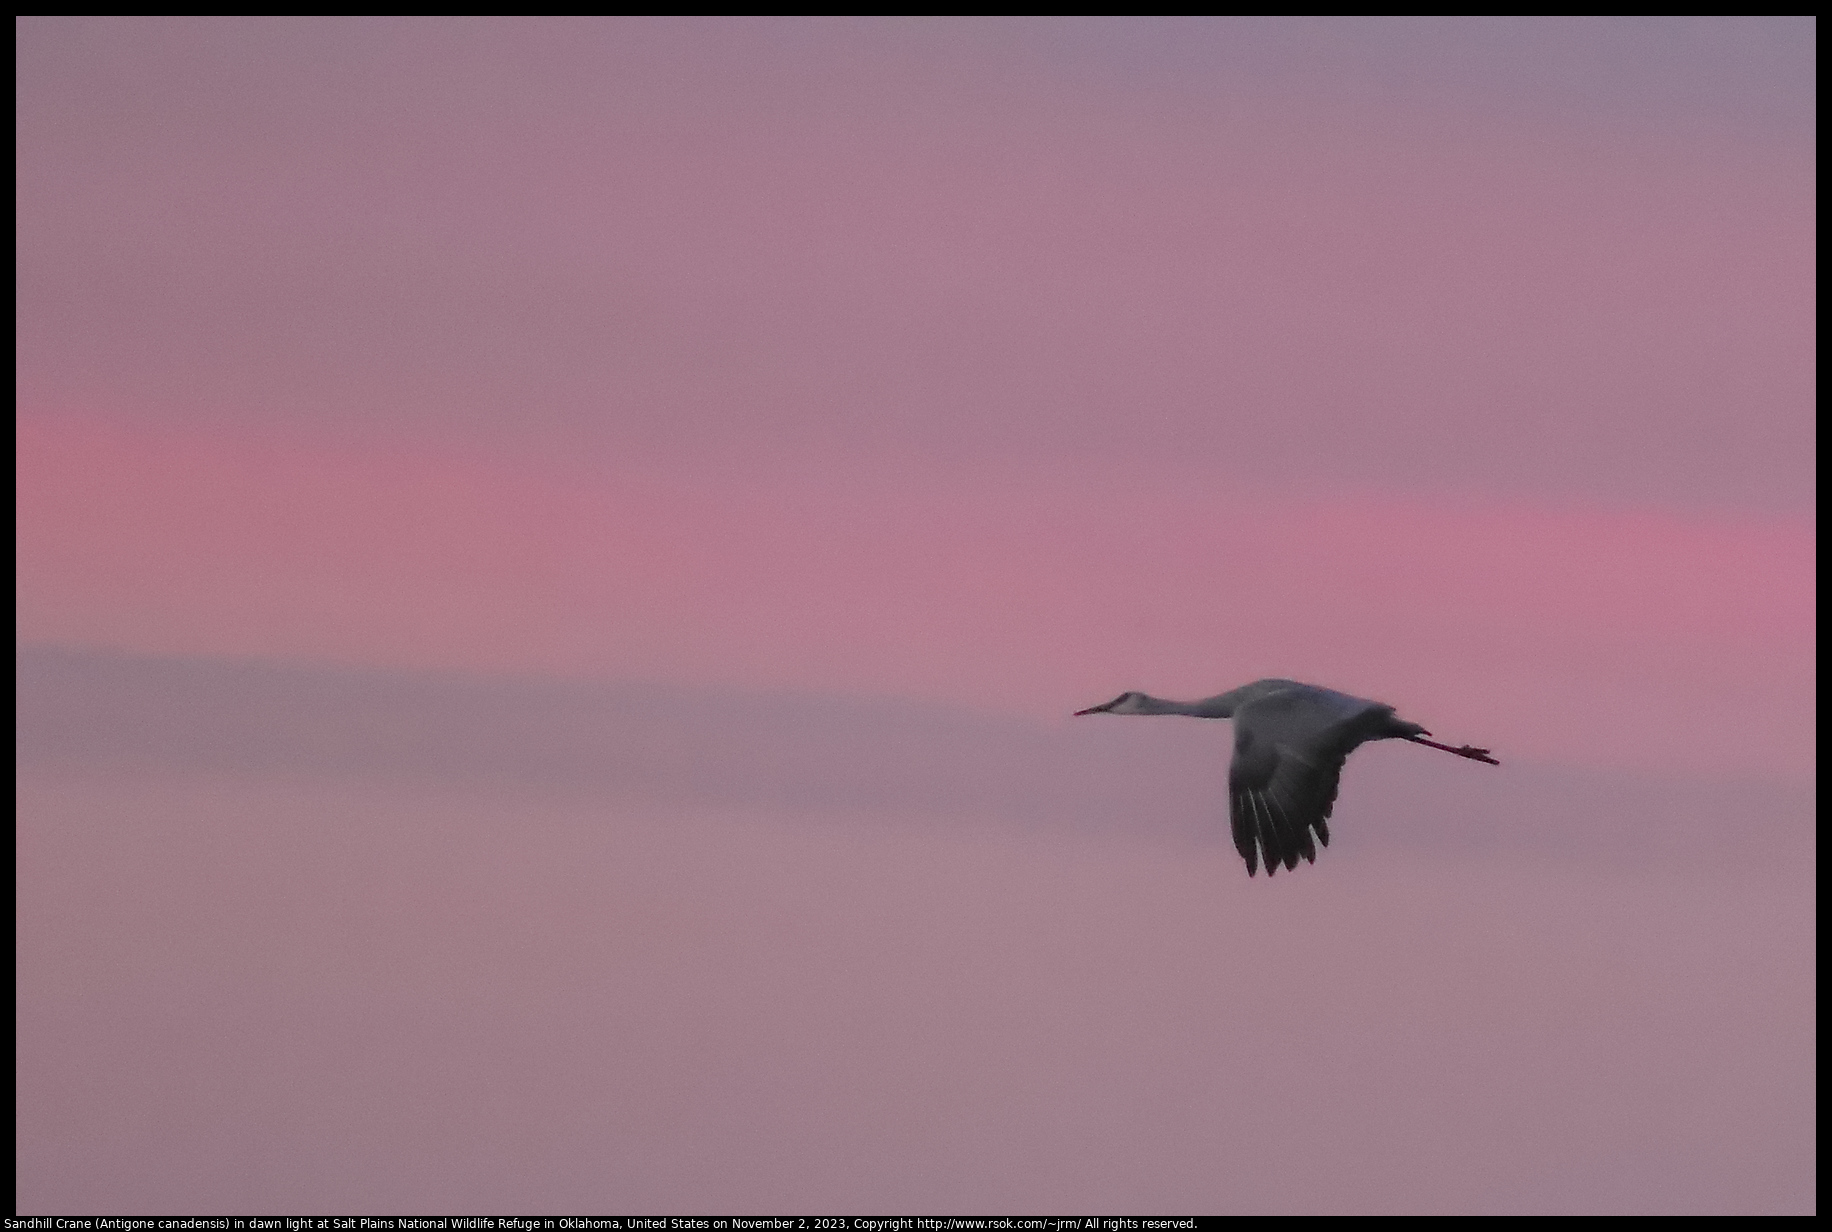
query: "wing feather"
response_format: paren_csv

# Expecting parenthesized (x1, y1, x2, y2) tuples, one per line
(1255, 790, 1283, 867)
(1228, 790, 1260, 876)
(1249, 790, 1279, 877)
(1255, 790, 1298, 871)
(1264, 788, 1316, 865)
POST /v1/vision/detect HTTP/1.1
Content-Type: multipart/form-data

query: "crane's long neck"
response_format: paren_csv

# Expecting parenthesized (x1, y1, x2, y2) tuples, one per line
(1120, 691, 1242, 718)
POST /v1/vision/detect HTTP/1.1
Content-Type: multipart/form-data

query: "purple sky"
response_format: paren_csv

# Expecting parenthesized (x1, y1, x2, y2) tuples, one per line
(15, 17, 1816, 1214)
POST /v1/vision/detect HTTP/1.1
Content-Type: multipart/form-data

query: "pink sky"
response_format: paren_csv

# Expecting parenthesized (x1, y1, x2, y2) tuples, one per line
(15, 17, 1816, 1215)
(16, 412, 1815, 777)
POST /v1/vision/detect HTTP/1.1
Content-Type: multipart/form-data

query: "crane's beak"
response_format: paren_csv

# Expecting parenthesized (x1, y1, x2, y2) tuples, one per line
(1073, 697, 1119, 716)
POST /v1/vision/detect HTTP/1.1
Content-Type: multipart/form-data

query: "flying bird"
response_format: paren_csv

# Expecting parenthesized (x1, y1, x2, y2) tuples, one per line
(1075, 679, 1497, 877)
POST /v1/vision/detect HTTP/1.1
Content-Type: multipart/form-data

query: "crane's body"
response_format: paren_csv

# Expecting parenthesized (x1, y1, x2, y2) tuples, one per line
(1075, 679, 1497, 877)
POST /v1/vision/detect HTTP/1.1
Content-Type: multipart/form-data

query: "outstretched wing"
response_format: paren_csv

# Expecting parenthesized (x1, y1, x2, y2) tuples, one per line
(1227, 745, 1344, 876)
(1226, 689, 1371, 876)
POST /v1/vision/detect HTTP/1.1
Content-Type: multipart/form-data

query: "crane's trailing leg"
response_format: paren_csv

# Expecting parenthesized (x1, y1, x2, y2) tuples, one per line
(1405, 734, 1500, 765)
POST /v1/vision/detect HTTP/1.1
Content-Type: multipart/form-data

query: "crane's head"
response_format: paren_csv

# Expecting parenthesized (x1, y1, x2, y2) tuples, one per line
(1074, 691, 1149, 716)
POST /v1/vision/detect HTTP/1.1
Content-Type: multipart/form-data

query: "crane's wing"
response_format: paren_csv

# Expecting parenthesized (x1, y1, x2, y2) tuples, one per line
(1226, 689, 1373, 876)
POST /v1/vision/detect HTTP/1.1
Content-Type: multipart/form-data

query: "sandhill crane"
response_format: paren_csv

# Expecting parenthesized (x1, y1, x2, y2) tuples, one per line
(1075, 679, 1497, 876)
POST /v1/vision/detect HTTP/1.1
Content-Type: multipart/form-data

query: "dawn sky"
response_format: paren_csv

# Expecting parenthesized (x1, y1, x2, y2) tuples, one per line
(16, 17, 1815, 1215)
